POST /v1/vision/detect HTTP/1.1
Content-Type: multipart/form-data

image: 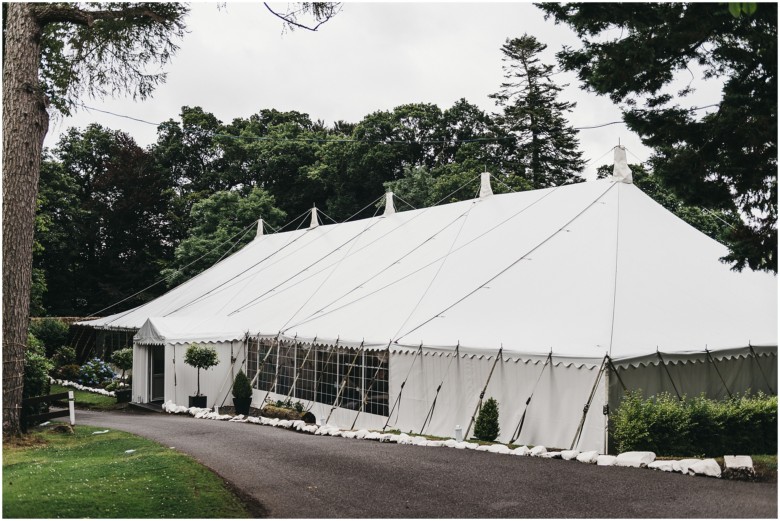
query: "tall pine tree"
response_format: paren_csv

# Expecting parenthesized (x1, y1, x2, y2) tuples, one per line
(490, 35, 585, 188)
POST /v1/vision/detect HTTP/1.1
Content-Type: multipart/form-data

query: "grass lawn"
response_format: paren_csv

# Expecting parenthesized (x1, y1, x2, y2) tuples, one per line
(50, 384, 121, 411)
(3, 425, 252, 518)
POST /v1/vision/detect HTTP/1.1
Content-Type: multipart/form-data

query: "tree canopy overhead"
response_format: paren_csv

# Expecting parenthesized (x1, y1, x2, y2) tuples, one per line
(537, 2, 777, 272)
(3, 1, 190, 437)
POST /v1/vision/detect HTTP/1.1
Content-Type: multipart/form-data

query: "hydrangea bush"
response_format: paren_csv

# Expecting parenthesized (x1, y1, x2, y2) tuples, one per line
(78, 358, 116, 388)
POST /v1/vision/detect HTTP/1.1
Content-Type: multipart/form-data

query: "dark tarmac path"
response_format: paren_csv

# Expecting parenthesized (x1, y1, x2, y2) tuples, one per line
(68, 409, 776, 518)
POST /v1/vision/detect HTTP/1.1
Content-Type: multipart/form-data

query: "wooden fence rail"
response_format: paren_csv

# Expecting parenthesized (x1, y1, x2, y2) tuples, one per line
(22, 391, 76, 432)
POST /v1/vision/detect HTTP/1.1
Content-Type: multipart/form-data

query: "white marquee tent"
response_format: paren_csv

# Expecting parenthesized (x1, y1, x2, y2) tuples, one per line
(81, 162, 777, 452)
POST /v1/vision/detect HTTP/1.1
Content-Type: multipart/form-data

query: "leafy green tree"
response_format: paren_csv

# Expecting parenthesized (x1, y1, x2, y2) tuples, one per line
(538, 3, 777, 272)
(162, 187, 286, 287)
(28, 318, 69, 359)
(37, 125, 176, 316)
(490, 35, 585, 188)
(3, 2, 188, 437)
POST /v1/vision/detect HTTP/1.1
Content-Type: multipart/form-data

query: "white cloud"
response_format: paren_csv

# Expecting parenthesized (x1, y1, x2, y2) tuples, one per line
(44, 2, 722, 180)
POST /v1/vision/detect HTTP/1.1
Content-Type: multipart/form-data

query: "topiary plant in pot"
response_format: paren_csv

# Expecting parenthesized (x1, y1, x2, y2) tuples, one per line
(232, 369, 253, 415)
(184, 344, 219, 408)
(111, 347, 133, 403)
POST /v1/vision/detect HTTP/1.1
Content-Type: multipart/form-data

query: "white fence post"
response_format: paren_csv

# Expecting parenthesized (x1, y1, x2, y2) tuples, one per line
(68, 391, 76, 426)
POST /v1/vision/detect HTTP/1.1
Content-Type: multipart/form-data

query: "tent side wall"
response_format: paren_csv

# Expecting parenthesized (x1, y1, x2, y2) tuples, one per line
(133, 341, 241, 408)
(608, 349, 778, 418)
(166, 341, 241, 408)
(388, 350, 608, 452)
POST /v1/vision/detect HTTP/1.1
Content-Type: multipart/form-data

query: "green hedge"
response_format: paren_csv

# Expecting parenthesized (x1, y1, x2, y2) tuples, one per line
(612, 391, 777, 457)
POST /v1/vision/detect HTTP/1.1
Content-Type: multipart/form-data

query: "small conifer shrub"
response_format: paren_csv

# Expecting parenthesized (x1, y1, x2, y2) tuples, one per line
(474, 397, 500, 441)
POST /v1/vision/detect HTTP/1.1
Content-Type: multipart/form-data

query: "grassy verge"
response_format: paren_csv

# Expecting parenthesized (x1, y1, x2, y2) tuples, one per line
(3, 425, 252, 518)
(50, 384, 123, 411)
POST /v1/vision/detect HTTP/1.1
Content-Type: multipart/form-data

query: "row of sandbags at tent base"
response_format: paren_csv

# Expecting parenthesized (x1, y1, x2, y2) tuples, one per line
(160, 400, 724, 479)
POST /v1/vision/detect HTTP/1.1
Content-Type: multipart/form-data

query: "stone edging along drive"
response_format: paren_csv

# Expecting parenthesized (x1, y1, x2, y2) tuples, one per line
(161, 400, 747, 479)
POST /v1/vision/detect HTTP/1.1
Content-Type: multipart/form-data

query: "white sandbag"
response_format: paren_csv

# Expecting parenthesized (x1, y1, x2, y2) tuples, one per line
(354, 429, 370, 440)
(476, 445, 491, 452)
(488, 444, 511, 454)
(426, 441, 444, 448)
(723, 455, 755, 479)
(443, 439, 458, 448)
(596, 455, 617, 466)
(411, 436, 428, 446)
(561, 450, 579, 461)
(615, 451, 655, 468)
(464, 442, 479, 450)
(511, 446, 530, 456)
(689, 459, 721, 478)
(647, 460, 676, 472)
(673, 458, 702, 475)
(576, 450, 599, 464)
(453, 442, 468, 450)
(397, 434, 413, 445)
(529, 445, 547, 456)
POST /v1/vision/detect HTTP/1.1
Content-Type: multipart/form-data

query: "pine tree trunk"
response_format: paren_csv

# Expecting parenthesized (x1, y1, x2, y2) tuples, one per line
(2, 4, 49, 437)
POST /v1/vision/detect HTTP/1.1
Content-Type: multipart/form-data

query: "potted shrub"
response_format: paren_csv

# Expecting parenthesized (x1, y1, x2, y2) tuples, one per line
(111, 347, 133, 403)
(184, 344, 219, 408)
(232, 370, 253, 415)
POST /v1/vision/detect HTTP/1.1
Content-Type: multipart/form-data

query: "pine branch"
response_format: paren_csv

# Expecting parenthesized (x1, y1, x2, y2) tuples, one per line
(33, 4, 167, 27)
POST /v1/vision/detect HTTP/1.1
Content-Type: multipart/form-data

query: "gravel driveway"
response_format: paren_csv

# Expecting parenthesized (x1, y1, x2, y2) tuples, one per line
(63, 409, 776, 518)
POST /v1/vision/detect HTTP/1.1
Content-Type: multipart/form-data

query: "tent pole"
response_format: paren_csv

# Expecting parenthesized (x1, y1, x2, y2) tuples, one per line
(419, 343, 459, 435)
(286, 341, 314, 401)
(603, 356, 628, 454)
(307, 337, 339, 413)
(263, 336, 296, 406)
(327, 343, 363, 424)
(657, 349, 682, 400)
(351, 344, 391, 430)
(383, 343, 423, 432)
(705, 347, 733, 399)
(509, 351, 552, 444)
(464, 346, 503, 441)
(247, 337, 275, 389)
(570, 356, 607, 451)
(604, 356, 610, 455)
(749, 344, 775, 394)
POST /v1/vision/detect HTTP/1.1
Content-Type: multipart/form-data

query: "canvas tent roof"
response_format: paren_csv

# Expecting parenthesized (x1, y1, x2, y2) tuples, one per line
(83, 178, 777, 362)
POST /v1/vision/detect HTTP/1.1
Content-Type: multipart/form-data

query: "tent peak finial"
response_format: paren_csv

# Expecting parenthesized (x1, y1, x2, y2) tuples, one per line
(255, 218, 264, 238)
(611, 145, 633, 184)
(309, 206, 319, 229)
(479, 171, 493, 198)
(383, 191, 396, 216)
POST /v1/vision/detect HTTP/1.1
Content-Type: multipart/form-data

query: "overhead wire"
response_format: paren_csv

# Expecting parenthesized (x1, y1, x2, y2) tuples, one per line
(233, 176, 483, 318)
(283, 182, 563, 333)
(394, 181, 617, 343)
(88, 213, 267, 322)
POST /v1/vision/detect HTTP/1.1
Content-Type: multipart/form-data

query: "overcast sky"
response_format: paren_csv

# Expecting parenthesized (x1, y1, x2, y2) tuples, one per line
(44, 2, 723, 180)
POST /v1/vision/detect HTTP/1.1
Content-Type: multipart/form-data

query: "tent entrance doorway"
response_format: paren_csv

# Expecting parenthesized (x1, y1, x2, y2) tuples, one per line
(150, 347, 165, 402)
